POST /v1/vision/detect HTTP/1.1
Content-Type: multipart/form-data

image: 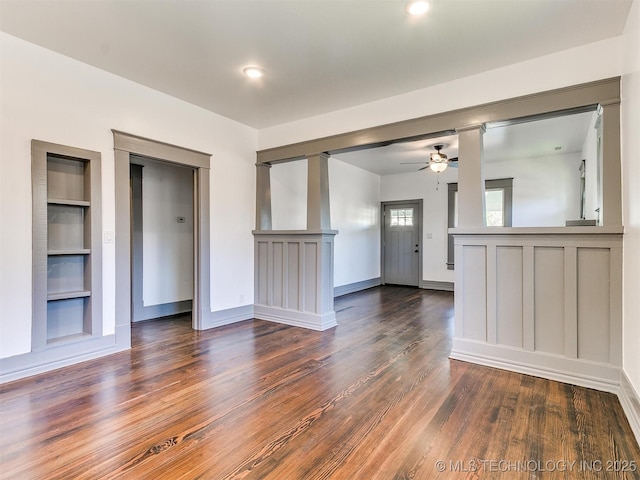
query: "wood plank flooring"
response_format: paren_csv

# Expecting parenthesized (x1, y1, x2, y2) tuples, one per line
(1, 286, 639, 479)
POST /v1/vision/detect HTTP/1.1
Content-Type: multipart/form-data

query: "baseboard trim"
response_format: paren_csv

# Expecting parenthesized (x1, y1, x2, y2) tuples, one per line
(450, 338, 620, 394)
(133, 299, 192, 322)
(334, 277, 381, 297)
(254, 305, 337, 331)
(201, 304, 255, 330)
(0, 329, 130, 384)
(420, 280, 455, 291)
(619, 370, 640, 446)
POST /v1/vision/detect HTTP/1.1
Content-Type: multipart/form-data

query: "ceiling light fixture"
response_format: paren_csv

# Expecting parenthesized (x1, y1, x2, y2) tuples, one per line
(406, 1, 429, 16)
(429, 161, 448, 173)
(429, 144, 448, 173)
(243, 66, 265, 79)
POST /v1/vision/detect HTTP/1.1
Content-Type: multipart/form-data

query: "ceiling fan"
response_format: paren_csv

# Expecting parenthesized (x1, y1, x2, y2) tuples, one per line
(402, 144, 458, 173)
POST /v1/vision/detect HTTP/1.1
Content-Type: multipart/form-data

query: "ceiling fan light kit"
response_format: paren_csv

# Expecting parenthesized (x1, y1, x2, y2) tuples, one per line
(429, 161, 448, 173)
(428, 144, 449, 173)
(399, 143, 458, 174)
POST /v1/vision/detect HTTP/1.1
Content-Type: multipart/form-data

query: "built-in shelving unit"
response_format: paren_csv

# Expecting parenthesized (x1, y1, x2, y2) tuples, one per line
(32, 140, 102, 349)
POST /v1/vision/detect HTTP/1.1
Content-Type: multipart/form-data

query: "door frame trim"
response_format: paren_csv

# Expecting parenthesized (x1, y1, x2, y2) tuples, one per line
(381, 199, 423, 286)
(113, 130, 211, 335)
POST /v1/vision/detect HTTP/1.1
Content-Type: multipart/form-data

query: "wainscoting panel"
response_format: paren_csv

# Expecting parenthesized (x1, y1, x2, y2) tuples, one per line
(496, 246, 523, 348)
(462, 245, 487, 342)
(534, 247, 565, 356)
(577, 248, 611, 363)
(272, 242, 284, 309)
(257, 241, 268, 305)
(253, 231, 337, 331)
(304, 242, 318, 313)
(287, 242, 300, 310)
(451, 230, 623, 392)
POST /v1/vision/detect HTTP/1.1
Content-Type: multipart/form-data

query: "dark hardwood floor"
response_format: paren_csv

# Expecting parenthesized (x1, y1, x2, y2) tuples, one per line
(1, 286, 638, 479)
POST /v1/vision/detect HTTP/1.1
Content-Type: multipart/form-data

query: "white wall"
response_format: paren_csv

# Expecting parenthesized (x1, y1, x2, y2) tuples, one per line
(381, 169, 457, 284)
(270, 160, 307, 230)
(258, 37, 622, 150)
(621, 0, 640, 401)
(0, 33, 257, 358)
(269, 157, 382, 288)
(484, 153, 582, 227)
(136, 159, 194, 306)
(380, 152, 582, 283)
(329, 159, 381, 287)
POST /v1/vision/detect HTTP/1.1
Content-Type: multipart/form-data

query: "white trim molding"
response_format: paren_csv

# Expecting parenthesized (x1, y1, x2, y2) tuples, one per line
(0, 328, 129, 384)
(254, 305, 337, 331)
(450, 339, 620, 394)
(619, 371, 640, 445)
(334, 277, 381, 297)
(133, 300, 193, 322)
(420, 280, 454, 292)
(203, 305, 255, 329)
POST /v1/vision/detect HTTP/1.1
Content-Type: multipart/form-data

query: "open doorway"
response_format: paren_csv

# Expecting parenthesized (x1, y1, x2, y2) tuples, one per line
(113, 130, 211, 343)
(331, 132, 458, 294)
(130, 157, 194, 323)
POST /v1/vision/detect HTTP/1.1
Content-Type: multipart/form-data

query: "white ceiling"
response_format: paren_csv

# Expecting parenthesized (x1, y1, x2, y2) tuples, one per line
(333, 110, 596, 176)
(0, 0, 632, 129)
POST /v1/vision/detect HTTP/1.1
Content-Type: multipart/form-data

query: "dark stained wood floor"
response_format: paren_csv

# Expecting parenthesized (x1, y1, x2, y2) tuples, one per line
(1, 286, 639, 479)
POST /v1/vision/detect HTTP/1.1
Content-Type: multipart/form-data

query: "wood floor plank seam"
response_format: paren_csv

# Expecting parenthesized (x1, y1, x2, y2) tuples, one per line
(219, 339, 426, 480)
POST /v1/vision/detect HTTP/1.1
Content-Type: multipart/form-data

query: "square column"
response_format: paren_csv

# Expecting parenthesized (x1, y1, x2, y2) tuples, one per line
(307, 153, 331, 231)
(456, 124, 486, 228)
(255, 163, 272, 230)
(599, 100, 622, 227)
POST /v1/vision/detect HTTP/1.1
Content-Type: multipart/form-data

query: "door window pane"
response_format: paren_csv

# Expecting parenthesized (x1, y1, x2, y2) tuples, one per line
(390, 208, 413, 226)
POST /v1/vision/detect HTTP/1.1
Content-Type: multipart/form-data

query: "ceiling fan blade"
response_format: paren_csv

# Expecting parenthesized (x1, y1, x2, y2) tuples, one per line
(449, 157, 458, 162)
(400, 162, 428, 165)
(418, 166, 428, 171)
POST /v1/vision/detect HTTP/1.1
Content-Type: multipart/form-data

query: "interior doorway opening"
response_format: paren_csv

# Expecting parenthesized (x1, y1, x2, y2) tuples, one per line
(129, 156, 195, 324)
(113, 130, 211, 343)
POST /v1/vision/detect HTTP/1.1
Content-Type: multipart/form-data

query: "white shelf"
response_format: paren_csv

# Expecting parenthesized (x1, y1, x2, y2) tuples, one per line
(48, 198, 90, 207)
(46, 332, 92, 346)
(48, 249, 90, 256)
(47, 290, 91, 301)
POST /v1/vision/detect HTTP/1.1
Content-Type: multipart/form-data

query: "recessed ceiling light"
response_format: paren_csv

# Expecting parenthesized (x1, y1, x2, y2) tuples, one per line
(406, 1, 429, 16)
(243, 66, 265, 79)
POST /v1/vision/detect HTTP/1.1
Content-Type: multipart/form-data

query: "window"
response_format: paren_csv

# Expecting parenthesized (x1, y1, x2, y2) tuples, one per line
(389, 208, 414, 226)
(485, 189, 505, 226)
(451, 188, 508, 228)
(447, 178, 513, 269)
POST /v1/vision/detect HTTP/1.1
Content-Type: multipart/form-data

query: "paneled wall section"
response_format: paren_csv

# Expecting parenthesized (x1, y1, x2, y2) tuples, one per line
(452, 232, 622, 392)
(253, 232, 337, 331)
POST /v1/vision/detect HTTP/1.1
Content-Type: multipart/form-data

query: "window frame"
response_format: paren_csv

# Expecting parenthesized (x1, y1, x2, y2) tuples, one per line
(447, 178, 513, 270)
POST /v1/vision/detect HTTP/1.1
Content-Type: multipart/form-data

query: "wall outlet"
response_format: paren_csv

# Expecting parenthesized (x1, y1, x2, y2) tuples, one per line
(426, 233, 433, 239)
(104, 231, 114, 243)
